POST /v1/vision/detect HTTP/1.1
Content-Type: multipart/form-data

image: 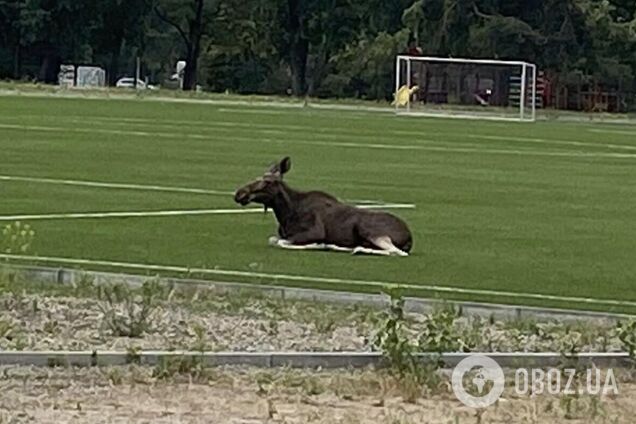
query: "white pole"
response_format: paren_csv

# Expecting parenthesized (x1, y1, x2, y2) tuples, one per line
(406, 58, 412, 113)
(394, 57, 401, 113)
(520, 63, 527, 121)
(397, 55, 528, 67)
(531, 64, 537, 122)
(135, 56, 141, 90)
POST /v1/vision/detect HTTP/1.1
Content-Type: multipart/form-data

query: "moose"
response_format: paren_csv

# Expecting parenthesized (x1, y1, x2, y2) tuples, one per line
(234, 157, 413, 257)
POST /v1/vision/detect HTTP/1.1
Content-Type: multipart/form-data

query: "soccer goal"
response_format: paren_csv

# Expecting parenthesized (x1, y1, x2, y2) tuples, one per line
(394, 56, 538, 122)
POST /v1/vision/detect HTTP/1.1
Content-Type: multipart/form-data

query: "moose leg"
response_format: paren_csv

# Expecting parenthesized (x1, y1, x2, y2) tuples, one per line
(269, 237, 355, 253)
(268, 224, 328, 251)
(351, 246, 393, 256)
(268, 236, 326, 250)
(323, 244, 356, 253)
(369, 236, 409, 257)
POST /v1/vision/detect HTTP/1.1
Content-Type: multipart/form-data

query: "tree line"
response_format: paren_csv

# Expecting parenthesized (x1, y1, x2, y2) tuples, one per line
(0, 0, 635, 104)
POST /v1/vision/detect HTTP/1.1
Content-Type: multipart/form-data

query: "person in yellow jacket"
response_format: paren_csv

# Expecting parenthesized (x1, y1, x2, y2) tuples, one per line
(392, 85, 419, 107)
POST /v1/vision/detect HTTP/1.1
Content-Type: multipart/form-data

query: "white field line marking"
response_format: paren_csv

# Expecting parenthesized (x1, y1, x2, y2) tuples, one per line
(356, 204, 416, 209)
(87, 119, 636, 151)
(0, 208, 259, 221)
(459, 133, 636, 151)
(286, 138, 636, 159)
(0, 175, 413, 206)
(0, 204, 415, 221)
(1, 253, 635, 309)
(216, 108, 289, 115)
(0, 115, 480, 148)
(2, 114, 311, 131)
(0, 122, 208, 140)
(4, 122, 636, 159)
(0, 90, 390, 115)
(0, 175, 234, 196)
(588, 128, 636, 136)
(7, 114, 636, 152)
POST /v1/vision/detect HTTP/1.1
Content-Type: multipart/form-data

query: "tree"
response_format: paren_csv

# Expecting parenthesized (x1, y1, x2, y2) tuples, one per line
(153, 0, 218, 90)
(92, 0, 151, 85)
(0, 0, 48, 78)
(283, 0, 309, 95)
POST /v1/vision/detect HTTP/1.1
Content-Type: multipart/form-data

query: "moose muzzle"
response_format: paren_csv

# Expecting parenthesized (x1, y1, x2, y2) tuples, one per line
(234, 189, 251, 206)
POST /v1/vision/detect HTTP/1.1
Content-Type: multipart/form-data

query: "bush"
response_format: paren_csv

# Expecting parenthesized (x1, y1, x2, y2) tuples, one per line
(97, 280, 169, 338)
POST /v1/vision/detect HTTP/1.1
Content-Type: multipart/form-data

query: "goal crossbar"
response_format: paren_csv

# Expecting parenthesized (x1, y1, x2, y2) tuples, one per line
(396, 55, 533, 67)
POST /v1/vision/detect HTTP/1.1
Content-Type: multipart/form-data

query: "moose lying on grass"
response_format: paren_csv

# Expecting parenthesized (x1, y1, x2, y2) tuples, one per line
(234, 157, 413, 257)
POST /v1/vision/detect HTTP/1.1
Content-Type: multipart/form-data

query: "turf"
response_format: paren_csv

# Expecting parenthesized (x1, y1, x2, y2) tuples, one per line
(1, 94, 635, 313)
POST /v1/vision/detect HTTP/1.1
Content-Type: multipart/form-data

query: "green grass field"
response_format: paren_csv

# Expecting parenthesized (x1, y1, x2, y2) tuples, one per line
(1, 93, 635, 313)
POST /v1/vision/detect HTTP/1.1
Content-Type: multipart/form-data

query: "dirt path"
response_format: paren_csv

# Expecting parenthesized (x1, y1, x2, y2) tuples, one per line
(0, 365, 634, 424)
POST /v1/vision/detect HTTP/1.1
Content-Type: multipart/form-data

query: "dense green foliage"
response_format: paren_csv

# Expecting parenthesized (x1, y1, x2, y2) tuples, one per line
(0, 0, 634, 100)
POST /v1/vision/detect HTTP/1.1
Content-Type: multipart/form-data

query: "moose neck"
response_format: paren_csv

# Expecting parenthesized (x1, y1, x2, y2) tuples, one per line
(270, 181, 300, 226)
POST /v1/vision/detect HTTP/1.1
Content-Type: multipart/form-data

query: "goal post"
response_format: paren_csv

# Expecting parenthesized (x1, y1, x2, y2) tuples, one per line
(394, 56, 538, 122)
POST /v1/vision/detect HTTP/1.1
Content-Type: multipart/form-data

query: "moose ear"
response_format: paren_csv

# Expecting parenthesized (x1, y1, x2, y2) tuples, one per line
(279, 157, 291, 175)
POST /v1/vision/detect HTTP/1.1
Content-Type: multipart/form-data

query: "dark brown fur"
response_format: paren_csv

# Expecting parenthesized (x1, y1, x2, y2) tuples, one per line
(234, 157, 412, 252)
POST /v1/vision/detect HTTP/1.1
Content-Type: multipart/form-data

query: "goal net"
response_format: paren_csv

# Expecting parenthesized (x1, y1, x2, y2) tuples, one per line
(394, 56, 538, 122)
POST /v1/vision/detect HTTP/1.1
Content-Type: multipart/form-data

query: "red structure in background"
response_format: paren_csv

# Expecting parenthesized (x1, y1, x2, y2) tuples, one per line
(544, 71, 629, 113)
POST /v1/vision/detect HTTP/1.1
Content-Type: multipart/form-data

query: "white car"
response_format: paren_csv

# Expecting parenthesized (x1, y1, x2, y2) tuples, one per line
(115, 77, 157, 90)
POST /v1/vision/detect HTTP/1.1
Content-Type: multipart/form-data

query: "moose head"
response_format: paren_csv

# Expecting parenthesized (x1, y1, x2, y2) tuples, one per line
(234, 157, 291, 207)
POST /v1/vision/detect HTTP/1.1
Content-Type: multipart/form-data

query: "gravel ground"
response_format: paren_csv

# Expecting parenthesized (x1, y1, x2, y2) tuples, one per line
(0, 365, 634, 424)
(0, 288, 630, 353)
(0, 291, 372, 351)
(0, 283, 634, 423)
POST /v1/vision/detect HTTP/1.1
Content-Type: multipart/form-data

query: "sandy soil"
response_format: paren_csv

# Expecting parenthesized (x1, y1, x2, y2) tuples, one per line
(0, 365, 634, 424)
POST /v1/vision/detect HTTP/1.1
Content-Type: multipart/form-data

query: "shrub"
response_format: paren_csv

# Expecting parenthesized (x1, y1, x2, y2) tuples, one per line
(97, 280, 168, 338)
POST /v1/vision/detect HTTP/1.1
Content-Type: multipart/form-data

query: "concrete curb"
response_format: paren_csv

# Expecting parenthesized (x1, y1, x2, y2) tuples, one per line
(0, 351, 631, 369)
(4, 264, 633, 323)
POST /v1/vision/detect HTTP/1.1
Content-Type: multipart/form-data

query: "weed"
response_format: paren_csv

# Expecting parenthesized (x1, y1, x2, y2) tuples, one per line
(312, 313, 337, 334)
(71, 274, 97, 297)
(43, 319, 59, 335)
(152, 355, 208, 381)
(47, 357, 68, 368)
(191, 323, 212, 352)
(1, 221, 35, 255)
(616, 319, 636, 358)
(302, 376, 325, 396)
(221, 288, 260, 313)
(560, 395, 575, 420)
(418, 304, 474, 354)
(97, 280, 166, 337)
(11, 334, 28, 350)
(0, 318, 26, 349)
(589, 395, 607, 420)
(255, 371, 274, 395)
(125, 346, 142, 364)
(395, 372, 422, 403)
(104, 367, 124, 385)
(557, 325, 583, 356)
(374, 288, 420, 379)
(267, 319, 279, 336)
(555, 326, 586, 375)
(0, 318, 13, 339)
(558, 394, 606, 421)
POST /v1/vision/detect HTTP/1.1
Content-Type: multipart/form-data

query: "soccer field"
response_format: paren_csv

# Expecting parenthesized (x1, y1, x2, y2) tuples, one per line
(1, 94, 635, 313)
